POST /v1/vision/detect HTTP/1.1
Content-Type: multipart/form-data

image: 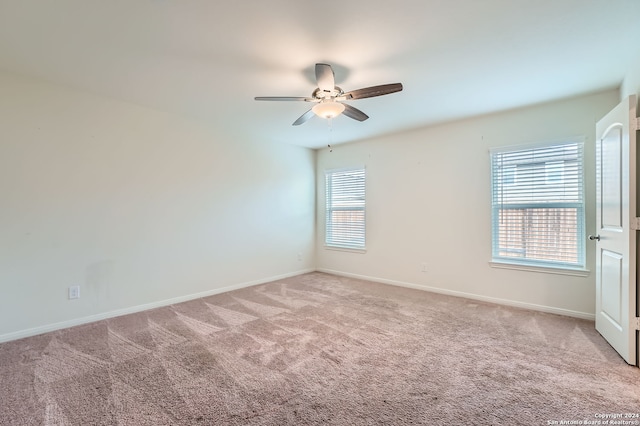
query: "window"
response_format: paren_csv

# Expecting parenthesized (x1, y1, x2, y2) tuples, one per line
(490, 141, 585, 269)
(545, 161, 564, 184)
(325, 167, 365, 249)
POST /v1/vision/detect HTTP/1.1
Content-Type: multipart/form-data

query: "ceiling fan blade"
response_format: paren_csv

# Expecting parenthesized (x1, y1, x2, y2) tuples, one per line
(315, 63, 335, 93)
(343, 83, 403, 100)
(342, 104, 369, 122)
(255, 96, 316, 102)
(292, 109, 315, 126)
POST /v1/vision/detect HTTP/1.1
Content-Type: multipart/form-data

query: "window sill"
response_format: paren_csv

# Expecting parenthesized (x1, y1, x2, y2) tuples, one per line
(489, 261, 590, 277)
(324, 245, 367, 254)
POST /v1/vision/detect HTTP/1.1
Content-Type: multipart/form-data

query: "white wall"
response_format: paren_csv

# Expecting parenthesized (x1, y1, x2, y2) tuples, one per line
(0, 71, 316, 341)
(621, 55, 640, 102)
(316, 90, 619, 318)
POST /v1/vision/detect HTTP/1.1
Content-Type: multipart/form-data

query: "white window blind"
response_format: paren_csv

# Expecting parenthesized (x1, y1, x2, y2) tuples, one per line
(491, 141, 585, 269)
(325, 167, 366, 249)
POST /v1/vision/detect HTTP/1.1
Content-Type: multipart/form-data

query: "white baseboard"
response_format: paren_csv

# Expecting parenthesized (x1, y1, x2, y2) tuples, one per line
(0, 268, 315, 344)
(317, 268, 596, 321)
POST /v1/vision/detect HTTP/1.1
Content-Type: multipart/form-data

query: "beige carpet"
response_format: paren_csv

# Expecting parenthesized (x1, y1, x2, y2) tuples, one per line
(1, 272, 638, 425)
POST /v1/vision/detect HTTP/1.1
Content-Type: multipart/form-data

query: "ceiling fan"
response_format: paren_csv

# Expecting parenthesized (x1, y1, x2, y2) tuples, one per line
(255, 63, 403, 126)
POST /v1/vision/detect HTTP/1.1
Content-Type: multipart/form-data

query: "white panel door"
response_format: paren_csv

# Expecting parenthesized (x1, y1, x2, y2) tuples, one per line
(594, 95, 637, 365)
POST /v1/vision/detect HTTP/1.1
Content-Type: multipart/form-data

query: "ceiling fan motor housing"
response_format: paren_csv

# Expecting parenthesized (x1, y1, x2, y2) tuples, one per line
(312, 86, 345, 101)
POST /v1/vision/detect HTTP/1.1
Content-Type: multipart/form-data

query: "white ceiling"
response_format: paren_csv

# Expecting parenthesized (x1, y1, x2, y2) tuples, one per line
(1, 0, 639, 149)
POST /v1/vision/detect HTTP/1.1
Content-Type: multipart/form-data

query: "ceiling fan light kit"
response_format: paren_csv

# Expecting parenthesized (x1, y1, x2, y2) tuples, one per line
(255, 63, 403, 126)
(312, 100, 345, 118)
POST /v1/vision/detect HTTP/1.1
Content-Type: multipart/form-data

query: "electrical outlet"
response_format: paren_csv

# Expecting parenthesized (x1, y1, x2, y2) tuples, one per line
(421, 263, 428, 272)
(297, 252, 302, 261)
(68, 285, 80, 300)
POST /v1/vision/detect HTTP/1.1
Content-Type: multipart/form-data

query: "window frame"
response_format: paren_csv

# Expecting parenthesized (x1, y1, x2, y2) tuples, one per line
(324, 166, 366, 251)
(489, 139, 587, 273)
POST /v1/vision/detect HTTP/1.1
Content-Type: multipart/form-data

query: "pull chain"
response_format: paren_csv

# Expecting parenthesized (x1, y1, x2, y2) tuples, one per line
(327, 117, 333, 152)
